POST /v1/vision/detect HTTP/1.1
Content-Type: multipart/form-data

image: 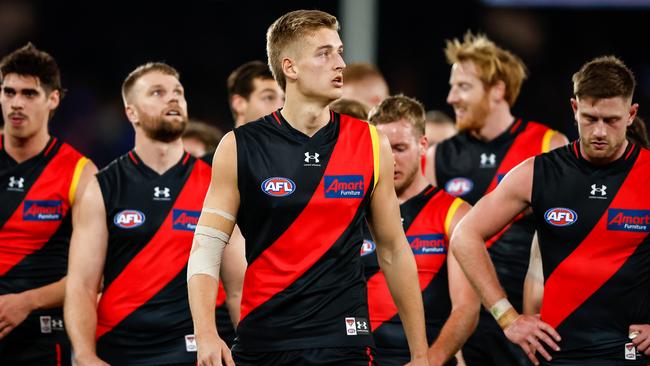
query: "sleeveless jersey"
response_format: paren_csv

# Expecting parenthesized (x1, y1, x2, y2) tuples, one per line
(95, 151, 211, 365)
(435, 119, 558, 311)
(1, 136, 88, 329)
(362, 185, 462, 364)
(533, 142, 650, 365)
(233, 110, 380, 352)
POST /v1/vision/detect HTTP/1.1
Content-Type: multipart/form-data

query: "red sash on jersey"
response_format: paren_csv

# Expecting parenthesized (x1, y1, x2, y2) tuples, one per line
(240, 117, 376, 321)
(0, 140, 84, 275)
(367, 190, 458, 330)
(96, 161, 211, 338)
(541, 149, 650, 328)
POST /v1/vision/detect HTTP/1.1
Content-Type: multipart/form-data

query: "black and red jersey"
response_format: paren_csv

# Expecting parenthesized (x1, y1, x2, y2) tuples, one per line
(362, 185, 462, 365)
(435, 119, 558, 312)
(1, 136, 87, 321)
(95, 150, 211, 365)
(533, 142, 650, 365)
(233, 110, 379, 352)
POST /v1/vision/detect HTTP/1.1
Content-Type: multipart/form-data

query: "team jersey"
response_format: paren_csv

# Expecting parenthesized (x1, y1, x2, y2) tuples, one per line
(233, 110, 380, 352)
(435, 119, 558, 311)
(0, 136, 87, 330)
(95, 150, 211, 365)
(362, 185, 462, 365)
(533, 141, 650, 365)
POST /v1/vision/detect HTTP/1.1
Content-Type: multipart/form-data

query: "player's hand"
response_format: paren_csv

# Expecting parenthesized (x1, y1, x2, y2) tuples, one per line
(197, 334, 235, 366)
(73, 353, 110, 366)
(0, 293, 33, 339)
(504, 314, 561, 365)
(629, 324, 650, 356)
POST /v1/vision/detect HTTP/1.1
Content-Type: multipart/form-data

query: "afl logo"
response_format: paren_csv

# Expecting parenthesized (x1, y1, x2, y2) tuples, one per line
(360, 240, 376, 256)
(114, 210, 146, 229)
(261, 177, 296, 197)
(544, 208, 577, 227)
(444, 177, 473, 197)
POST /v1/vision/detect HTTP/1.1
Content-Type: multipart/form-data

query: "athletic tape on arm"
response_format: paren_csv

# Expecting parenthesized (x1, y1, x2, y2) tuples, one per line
(186, 208, 235, 282)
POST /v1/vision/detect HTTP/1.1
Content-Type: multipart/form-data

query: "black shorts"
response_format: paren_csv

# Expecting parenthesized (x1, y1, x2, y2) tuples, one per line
(0, 314, 71, 366)
(97, 332, 198, 366)
(232, 346, 377, 366)
(376, 348, 457, 366)
(375, 347, 457, 366)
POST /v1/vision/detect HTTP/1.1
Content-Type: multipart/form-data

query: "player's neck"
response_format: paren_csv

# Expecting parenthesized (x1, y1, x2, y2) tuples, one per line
(580, 138, 629, 165)
(3, 128, 50, 163)
(281, 91, 331, 137)
(234, 117, 246, 128)
(134, 134, 185, 174)
(397, 171, 429, 204)
(472, 105, 514, 142)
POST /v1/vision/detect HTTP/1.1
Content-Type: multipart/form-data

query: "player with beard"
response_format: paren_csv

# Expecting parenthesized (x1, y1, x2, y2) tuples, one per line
(64, 63, 230, 366)
(450, 55, 650, 366)
(425, 32, 568, 366)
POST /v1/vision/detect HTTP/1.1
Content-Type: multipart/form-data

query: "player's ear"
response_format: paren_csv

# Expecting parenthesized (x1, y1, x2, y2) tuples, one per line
(283, 57, 298, 84)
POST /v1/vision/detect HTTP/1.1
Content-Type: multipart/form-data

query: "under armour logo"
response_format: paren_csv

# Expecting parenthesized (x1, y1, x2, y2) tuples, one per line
(590, 184, 607, 196)
(304, 152, 320, 163)
(356, 321, 368, 330)
(154, 186, 170, 198)
(480, 153, 496, 168)
(8, 176, 24, 189)
(52, 319, 63, 330)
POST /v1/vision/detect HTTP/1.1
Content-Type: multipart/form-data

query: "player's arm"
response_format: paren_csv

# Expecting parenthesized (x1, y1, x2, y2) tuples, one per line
(366, 134, 428, 365)
(64, 173, 110, 366)
(187, 132, 238, 366)
(523, 232, 544, 315)
(428, 202, 480, 366)
(450, 158, 560, 365)
(424, 145, 437, 186)
(221, 225, 246, 326)
(548, 132, 569, 151)
(0, 161, 97, 340)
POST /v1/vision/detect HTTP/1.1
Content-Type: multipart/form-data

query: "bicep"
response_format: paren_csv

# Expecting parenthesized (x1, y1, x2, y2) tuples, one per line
(71, 160, 98, 210)
(366, 134, 405, 249)
(68, 177, 108, 290)
(199, 132, 240, 233)
(458, 158, 534, 241)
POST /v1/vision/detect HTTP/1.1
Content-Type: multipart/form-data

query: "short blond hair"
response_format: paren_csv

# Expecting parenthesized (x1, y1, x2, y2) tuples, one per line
(445, 32, 527, 107)
(368, 94, 425, 136)
(266, 9, 339, 91)
(122, 62, 179, 104)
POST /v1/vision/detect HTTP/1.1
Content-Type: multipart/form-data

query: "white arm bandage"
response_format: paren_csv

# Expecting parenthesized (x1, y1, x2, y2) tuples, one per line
(187, 225, 230, 282)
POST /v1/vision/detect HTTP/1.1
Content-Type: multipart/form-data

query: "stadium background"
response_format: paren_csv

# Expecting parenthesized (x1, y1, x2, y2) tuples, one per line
(1, 0, 649, 167)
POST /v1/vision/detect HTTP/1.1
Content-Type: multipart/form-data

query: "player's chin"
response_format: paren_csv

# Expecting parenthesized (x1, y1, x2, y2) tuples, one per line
(327, 86, 344, 100)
